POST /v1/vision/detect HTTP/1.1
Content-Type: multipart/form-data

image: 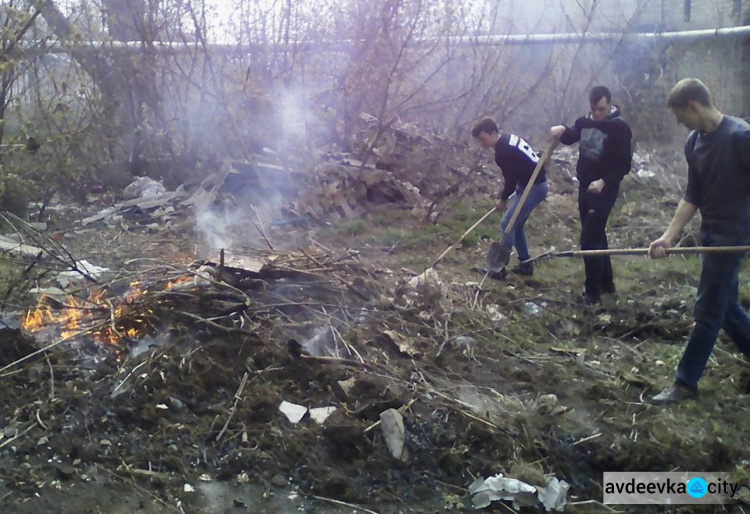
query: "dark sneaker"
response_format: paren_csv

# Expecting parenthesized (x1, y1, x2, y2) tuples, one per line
(512, 261, 534, 276)
(603, 282, 616, 294)
(650, 383, 698, 405)
(473, 267, 507, 281)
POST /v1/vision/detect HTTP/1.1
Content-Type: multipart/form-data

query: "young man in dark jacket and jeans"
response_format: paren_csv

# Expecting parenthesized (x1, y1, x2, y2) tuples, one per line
(473, 118, 548, 278)
(550, 86, 633, 304)
(649, 78, 750, 405)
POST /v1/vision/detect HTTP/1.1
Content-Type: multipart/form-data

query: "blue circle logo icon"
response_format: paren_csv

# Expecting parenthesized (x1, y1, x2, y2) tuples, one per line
(687, 478, 708, 498)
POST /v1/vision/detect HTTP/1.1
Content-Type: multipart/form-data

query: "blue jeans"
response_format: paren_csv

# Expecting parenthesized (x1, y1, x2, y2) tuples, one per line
(499, 181, 548, 262)
(676, 228, 750, 390)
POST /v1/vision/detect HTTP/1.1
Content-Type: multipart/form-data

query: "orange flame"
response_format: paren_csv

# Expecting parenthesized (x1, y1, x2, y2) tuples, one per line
(165, 275, 192, 290)
(21, 280, 161, 346)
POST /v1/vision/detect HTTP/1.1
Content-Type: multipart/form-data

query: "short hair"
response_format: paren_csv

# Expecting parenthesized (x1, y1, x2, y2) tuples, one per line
(589, 86, 611, 105)
(667, 78, 713, 109)
(472, 118, 498, 138)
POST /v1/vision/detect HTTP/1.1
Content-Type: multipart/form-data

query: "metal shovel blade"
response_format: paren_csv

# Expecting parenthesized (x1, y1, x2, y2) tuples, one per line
(486, 241, 510, 271)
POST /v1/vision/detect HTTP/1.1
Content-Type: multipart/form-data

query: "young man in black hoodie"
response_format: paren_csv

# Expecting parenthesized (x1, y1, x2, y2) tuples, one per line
(648, 79, 750, 404)
(550, 86, 632, 304)
(472, 118, 548, 278)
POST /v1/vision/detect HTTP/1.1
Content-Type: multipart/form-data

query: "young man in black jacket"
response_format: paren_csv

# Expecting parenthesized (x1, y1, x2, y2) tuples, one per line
(550, 86, 632, 304)
(472, 118, 548, 278)
(649, 78, 750, 404)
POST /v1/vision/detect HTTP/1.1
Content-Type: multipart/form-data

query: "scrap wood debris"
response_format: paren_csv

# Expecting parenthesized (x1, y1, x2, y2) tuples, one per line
(75, 113, 498, 231)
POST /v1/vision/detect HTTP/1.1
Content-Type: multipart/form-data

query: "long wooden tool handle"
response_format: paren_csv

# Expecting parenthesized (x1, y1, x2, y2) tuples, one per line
(502, 137, 559, 237)
(560, 246, 750, 257)
(431, 206, 497, 267)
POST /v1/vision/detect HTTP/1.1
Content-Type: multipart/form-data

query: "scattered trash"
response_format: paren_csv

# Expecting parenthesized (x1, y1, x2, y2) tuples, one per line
(538, 477, 570, 511)
(469, 474, 537, 509)
(193, 265, 215, 286)
(408, 268, 441, 289)
(309, 406, 337, 425)
(279, 401, 307, 424)
(58, 259, 110, 285)
(279, 403, 336, 425)
(183, 483, 195, 493)
(0, 233, 43, 257)
(123, 176, 167, 200)
(524, 302, 543, 316)
(28, 287, 66, 299)
(469, 473, 570, 511)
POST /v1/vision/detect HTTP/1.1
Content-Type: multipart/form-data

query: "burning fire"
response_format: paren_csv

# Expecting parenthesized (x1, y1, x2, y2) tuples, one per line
(20, 276, 189, 346)
(22, 298, 85, 340)
(165, 275, 193, 290)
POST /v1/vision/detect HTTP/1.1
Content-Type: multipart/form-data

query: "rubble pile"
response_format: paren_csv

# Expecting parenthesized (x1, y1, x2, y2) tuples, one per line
(291, 113, 495, 221)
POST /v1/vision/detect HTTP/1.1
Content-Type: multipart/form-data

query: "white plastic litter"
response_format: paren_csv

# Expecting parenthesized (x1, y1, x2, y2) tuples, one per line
(278, 401, 307, 424)
(469, 473, 569, 511)
(309, 406, 337, 424)
(123, 176, 167, 200)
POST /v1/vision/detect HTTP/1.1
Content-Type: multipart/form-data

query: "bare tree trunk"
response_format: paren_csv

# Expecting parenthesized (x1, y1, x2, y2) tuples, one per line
(40, 0, 125, 160)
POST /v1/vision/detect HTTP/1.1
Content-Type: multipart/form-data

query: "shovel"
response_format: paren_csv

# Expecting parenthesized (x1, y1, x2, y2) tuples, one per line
(523, 245, 750, 265)
(486, 137, 559, 271)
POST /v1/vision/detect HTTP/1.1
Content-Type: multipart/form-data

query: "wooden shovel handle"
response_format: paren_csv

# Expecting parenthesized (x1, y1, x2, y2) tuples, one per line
(559, 246, 750, 257)
(502, 137, 559, 237)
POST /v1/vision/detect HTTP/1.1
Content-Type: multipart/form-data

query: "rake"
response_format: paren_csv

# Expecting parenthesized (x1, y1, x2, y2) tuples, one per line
(522, 245, 750, 265)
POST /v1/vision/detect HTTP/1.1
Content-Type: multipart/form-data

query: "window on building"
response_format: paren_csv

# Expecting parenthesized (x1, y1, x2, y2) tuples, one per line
(684, 0, 691, 22)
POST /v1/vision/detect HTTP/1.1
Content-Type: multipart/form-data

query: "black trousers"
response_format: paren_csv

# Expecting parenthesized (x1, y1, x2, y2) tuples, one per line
(578, 183, 619, 297)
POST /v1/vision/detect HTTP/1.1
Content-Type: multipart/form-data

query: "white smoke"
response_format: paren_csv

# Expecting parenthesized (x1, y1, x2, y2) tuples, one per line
(279, 88, 308, 140)
(194, 203, 242, 255)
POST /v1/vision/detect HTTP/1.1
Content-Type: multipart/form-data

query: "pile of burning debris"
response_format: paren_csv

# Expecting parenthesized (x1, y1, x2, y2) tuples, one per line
(0, 225, 582, 511)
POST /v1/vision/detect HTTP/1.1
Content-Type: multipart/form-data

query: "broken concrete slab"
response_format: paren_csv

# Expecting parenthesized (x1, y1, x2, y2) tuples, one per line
(0, 234, 43, 257)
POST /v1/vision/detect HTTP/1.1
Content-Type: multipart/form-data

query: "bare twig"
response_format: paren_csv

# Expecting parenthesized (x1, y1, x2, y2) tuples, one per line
(35, 409, 48, 431)
(0, 322, 108, 377)
(572, 432, 603, 446)
(216, 372, 250, 442)
(250, 205, 275, 252)
(0, 424, 34, 450)
(46, 357, 55, 400)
